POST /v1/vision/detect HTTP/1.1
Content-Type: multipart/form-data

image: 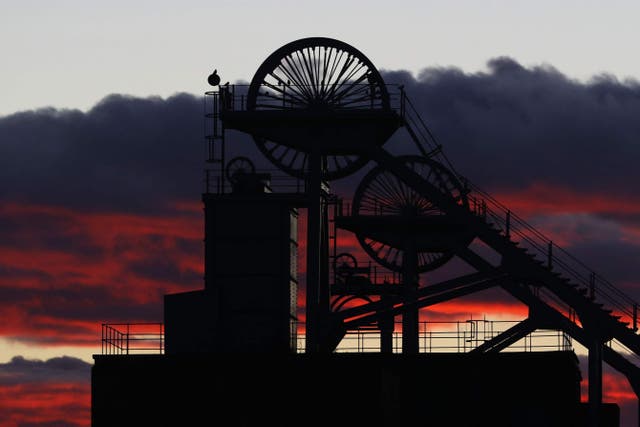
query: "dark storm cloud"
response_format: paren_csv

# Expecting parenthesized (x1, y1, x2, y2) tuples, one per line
(379, 60, 640, 194)
(566, 239, 640, 287)
(2, 61, 638, 210)
(0, 355, 91, 385)
(0, 93, 205, 213)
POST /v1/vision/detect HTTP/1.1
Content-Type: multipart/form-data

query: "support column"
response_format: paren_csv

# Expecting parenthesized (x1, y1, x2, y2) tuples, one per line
(623, 373, 640, 427)
(402, 239, 419, 354)
(317, 182, 330, 351)
(305, 151, 322, 354)
(380, 296, 394, 353)
(588, 338, 603, 427)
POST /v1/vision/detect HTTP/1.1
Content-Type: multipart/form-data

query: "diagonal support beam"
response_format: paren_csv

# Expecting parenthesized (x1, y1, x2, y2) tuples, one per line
(505, 281, 640, 426)
(469, 317, 537, 354)
(334, 270, 504, 322)
(342, 274, 507, 331)
(364, 145, 640, 356)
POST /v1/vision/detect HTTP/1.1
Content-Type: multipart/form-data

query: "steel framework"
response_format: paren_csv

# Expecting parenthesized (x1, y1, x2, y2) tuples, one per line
(207, 37, 640, 427)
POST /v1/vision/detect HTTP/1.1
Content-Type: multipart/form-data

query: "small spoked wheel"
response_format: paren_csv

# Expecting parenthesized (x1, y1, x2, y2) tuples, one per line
(334, 252, 358, 278)
(330, 294, 374, 312)
(352, 155, 471, 273)
(246, 37, 390, 180)
(226, 156, 256, 184)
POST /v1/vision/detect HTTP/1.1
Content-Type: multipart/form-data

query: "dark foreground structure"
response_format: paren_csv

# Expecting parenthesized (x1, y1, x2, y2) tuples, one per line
(93, 351, 616, 426)
(92, 38, 637, 426)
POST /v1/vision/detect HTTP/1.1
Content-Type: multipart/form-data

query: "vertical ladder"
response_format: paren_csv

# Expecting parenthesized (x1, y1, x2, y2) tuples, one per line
(204, 89, 226, 193)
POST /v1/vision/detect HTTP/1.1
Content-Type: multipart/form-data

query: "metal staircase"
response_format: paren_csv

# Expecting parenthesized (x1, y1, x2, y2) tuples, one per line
(334, 88, 640, 422)
(396, 90, 639, 337)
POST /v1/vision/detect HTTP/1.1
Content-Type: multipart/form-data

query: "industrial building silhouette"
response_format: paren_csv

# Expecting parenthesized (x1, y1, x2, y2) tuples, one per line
(92, 37, 638, 426)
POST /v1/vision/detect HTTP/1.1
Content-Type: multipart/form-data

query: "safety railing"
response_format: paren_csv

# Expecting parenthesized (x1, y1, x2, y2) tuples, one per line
(396, 91, 640, 333)
(203, 83, 407, 167)
(101, 323, 164, 355)
(330, 255, 403, 288)
(202, 167, 308, 195)
(204, 83, 406, 115)
(294, 319, 573, 354)
(464, 181, 639, 330)
(100, 319, 571, 355)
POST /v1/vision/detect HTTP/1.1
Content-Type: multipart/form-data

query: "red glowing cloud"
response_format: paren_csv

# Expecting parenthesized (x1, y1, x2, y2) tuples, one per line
(580, 369, 637, 426)
(493, 183, 640, 217)
(0, 382, 91, 427)
(0, 356, 91, 427)
(0, 202, 203, 347)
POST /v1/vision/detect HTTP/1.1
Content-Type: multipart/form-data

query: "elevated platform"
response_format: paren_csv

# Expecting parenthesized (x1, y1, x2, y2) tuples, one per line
(221, 109, 402, 153)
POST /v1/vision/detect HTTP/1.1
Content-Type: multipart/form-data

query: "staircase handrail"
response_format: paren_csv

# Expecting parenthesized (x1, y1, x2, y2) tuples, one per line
(399, 91, 639, 331)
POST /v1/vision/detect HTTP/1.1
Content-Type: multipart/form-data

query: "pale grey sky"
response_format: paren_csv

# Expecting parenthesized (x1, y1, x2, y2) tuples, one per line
(1, 0, 639, 116)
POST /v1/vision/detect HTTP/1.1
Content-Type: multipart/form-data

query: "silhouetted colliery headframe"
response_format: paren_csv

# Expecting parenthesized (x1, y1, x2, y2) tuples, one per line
(92, 37, 638, 427)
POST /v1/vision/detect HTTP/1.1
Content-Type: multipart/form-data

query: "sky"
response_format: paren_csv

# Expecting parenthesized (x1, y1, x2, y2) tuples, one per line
(2, 0, 640, 426)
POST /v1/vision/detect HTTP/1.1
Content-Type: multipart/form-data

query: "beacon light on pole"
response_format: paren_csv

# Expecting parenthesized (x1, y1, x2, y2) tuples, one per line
(207, 69, 220, 86)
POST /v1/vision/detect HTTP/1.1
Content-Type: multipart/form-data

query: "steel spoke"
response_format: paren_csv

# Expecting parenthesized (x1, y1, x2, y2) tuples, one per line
(247, 38, 389, 180)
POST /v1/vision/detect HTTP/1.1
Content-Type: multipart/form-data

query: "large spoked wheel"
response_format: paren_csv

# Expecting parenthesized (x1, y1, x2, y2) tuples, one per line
(352, 155, 471, 273)
(246, 37, 390, 180)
